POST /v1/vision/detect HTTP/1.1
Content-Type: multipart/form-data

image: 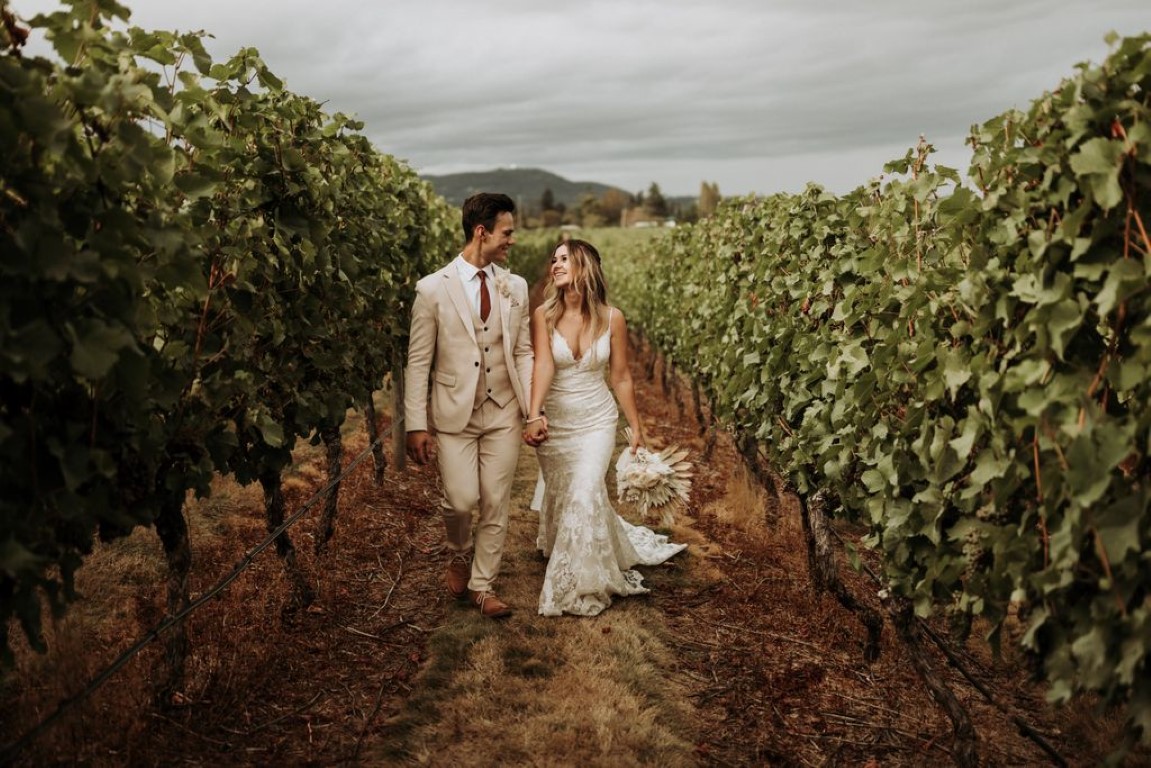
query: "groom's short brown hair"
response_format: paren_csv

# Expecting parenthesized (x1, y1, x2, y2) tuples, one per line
(462, 192, 516, 241)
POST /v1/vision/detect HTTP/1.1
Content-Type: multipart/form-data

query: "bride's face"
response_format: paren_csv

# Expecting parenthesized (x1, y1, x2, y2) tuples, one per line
(550, 246, 576, 287)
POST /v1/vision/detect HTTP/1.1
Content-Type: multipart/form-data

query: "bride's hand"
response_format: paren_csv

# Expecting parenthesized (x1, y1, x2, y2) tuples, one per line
(629, 425, 645, 454)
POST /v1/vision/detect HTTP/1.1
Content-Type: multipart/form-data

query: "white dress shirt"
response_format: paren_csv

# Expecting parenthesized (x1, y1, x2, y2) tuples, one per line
(454, 255, 493, 317)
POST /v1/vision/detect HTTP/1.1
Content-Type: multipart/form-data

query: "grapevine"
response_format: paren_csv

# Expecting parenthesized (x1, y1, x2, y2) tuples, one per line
(607, 33, 1151, 746)
(0, 0, 455, 674)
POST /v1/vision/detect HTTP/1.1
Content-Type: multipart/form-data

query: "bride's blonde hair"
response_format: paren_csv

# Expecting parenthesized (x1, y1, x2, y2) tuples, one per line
(541, 238, 610, 359)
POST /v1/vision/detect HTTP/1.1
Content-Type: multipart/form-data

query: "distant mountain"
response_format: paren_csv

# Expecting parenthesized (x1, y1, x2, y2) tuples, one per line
(421, 167, 631, 210)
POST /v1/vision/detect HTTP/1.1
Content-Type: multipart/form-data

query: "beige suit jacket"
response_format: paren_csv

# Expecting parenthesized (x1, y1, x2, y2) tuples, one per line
(404, 262, 533, 434)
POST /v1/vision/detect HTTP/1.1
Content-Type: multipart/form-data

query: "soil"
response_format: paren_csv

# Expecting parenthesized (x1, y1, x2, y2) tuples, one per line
(1, 341, 1138, 767)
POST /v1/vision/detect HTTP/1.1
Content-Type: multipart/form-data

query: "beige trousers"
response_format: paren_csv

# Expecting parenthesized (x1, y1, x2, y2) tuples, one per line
(436, 397, 522, 592)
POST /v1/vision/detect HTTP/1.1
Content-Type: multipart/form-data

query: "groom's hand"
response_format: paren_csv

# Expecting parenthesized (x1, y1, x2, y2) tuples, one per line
(406, 431, 435, 465)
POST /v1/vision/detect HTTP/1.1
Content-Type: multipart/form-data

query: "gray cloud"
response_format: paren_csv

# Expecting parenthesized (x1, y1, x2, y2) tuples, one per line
(13, 0, 1150, 196)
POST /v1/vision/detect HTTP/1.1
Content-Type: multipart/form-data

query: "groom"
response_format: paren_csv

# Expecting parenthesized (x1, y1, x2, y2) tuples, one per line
(404, 192, 535, 618)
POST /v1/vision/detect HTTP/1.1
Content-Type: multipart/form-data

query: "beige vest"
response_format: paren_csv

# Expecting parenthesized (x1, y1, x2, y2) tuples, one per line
(473, 289, 514, 409)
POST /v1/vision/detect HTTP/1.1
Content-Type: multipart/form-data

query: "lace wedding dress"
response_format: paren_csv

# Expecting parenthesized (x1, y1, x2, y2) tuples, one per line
(533, 320, 686, 617)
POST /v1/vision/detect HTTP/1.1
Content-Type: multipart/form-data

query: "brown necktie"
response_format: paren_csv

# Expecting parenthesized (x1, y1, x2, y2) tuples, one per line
(477, 269, 491, 321)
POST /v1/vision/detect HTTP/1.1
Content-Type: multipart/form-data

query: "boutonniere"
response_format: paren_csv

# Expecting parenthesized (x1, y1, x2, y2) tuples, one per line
(493, 269, 513, 300)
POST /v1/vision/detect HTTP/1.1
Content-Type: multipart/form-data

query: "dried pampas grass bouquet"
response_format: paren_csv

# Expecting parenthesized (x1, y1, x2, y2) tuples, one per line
(615, 427, 693, 526)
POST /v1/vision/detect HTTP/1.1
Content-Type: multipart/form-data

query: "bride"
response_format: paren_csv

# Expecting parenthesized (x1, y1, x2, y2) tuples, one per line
(522, 238, 686, 617)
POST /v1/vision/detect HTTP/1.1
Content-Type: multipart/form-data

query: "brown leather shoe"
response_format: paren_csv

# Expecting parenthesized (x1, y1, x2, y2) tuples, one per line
(446, 555, 470, 600)
(469, 590, 512, 618)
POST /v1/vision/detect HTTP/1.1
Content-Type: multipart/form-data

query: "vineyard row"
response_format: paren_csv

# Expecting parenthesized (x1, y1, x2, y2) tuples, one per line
(1, 0, 457, 702)
(607, 33, 1151, 750)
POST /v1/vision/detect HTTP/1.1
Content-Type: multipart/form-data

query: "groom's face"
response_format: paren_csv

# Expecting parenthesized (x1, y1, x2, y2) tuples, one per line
(481, 212, 516, 266)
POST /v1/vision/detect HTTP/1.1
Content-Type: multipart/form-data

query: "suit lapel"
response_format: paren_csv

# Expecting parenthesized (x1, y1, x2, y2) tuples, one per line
(496, 267, 513, 344)
(443, 267, 475, 342)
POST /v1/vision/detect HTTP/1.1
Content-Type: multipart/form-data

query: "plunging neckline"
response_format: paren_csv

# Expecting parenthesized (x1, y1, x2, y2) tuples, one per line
(554, 308, 613, 363)
(554, 329, 586, 362)
(554, 327, 608, 363)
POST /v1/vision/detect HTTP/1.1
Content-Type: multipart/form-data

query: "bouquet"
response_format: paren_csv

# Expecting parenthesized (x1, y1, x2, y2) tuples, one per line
(615, 428, 693, 526)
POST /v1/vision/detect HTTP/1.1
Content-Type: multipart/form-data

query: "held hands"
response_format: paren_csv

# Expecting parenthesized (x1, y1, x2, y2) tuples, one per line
(522, 415, 549, 446)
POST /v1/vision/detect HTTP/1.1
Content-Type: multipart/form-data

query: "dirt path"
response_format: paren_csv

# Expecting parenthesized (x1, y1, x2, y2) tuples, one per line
(361, 437, 705, 766)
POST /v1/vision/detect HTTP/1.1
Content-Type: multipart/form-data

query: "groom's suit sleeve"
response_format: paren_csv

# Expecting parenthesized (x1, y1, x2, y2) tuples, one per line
(404, 281, 436, 433)
(512, 275, 534, 417)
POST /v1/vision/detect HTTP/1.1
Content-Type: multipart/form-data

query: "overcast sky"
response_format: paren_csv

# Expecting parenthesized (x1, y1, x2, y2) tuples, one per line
(13, 1, 1151, 197)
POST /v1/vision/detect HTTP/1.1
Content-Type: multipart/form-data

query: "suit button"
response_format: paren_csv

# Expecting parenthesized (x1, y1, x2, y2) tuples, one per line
(483, 326, 488, 331)
(485, 347, 490, 352)
(487, 388, 492, 393)
(474, 362, 479, 367)
(486, 368, 491, 373)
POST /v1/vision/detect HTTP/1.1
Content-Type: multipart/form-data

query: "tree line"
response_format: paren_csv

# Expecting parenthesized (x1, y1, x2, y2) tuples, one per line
(528, 180, 723, 228)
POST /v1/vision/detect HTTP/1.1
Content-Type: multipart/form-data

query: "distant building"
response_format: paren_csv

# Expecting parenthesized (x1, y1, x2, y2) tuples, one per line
(621, 206, 677, 229)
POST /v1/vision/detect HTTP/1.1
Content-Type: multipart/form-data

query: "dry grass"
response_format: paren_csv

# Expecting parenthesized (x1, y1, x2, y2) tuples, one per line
(2, 525, 164, 764)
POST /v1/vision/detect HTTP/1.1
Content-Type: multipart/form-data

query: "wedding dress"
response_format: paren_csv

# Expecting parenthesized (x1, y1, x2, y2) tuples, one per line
(533, 317, 686, 617)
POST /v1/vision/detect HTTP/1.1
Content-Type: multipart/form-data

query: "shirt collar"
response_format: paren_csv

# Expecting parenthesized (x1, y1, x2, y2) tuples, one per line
(455, 255, 491, 282)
